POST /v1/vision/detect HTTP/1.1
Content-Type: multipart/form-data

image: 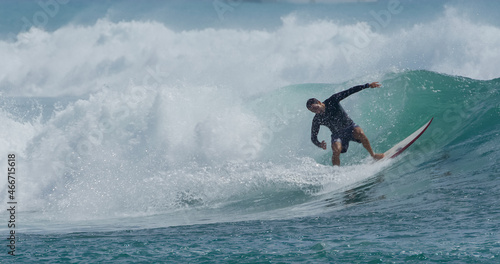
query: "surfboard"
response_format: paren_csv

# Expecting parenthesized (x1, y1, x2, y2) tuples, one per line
(383, 117, 434, 159)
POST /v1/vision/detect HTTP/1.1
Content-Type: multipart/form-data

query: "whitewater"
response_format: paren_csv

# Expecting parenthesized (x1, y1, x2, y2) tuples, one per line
(0, 0, 499, 262)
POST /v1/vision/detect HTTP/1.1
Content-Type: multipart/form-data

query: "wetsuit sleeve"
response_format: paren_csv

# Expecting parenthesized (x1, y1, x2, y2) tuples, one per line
(326, 83, 370, 102)
(311, 117, 322, 148)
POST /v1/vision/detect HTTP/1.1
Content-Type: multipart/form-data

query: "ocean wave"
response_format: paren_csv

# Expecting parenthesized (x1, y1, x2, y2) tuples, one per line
(1, 70, 498, 227)
(1, 0, 499, 228)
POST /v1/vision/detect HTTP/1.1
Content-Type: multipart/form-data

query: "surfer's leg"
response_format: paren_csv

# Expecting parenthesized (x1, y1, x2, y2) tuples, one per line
(352, 127, 384, 160)
(331, 141, 342, 166)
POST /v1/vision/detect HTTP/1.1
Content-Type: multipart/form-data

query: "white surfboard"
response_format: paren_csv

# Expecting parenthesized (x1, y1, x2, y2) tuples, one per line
(383, 118, 434, 159)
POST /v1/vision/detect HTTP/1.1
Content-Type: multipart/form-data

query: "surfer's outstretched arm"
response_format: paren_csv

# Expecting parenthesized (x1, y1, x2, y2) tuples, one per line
(328, 82, 381, 102)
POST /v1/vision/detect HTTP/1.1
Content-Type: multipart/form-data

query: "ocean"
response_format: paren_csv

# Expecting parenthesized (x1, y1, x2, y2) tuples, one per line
(1, 0, 499, 262)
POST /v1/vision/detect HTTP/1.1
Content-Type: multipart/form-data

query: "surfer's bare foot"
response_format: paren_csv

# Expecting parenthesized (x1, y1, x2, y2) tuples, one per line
(372, 153, 385, 160)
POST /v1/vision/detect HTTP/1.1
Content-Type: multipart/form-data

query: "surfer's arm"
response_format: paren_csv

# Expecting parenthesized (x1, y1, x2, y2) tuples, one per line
(311, 119, 326, 149)
(328, 83, 369, 102)
(327, 82, 379, 102)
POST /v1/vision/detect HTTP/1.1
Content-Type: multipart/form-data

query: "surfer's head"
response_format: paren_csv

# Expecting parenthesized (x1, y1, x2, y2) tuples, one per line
(306, 98, 325, 114)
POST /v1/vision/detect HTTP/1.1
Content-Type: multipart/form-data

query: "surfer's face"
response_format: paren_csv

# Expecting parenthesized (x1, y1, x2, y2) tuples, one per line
(308, 102, 325, 114)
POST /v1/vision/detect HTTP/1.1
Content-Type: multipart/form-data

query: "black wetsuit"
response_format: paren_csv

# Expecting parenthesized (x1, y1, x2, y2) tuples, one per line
(311, 83, 370, 148)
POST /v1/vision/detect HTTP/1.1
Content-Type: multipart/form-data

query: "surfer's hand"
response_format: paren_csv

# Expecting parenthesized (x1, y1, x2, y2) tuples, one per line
(320, 141, 327, 150)
(369, 82, 381, 88)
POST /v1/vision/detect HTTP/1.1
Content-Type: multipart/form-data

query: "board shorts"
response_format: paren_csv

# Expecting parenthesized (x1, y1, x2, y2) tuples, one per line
(331, 123, 362, 153)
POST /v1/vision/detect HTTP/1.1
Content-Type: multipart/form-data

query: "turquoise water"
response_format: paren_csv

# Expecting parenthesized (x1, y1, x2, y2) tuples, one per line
(1, 0, 500, 262)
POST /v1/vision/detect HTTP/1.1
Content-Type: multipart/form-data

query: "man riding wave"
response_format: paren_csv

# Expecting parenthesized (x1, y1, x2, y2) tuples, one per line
(306, 82, 385, 166)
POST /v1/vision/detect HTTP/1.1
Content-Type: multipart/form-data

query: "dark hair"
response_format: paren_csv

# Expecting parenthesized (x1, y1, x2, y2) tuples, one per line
(306, 98, 318, 109)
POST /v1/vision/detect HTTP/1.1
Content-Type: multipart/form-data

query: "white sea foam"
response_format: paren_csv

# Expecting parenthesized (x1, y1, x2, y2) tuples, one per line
(1, 5, 499, 98)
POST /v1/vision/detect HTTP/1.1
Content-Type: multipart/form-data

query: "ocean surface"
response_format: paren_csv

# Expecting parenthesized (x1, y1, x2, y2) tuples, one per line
(1, 0, 499, 262)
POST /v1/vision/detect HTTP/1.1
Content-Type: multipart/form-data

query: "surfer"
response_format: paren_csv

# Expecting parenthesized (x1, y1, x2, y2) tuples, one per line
(306, 82, 385, 166)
